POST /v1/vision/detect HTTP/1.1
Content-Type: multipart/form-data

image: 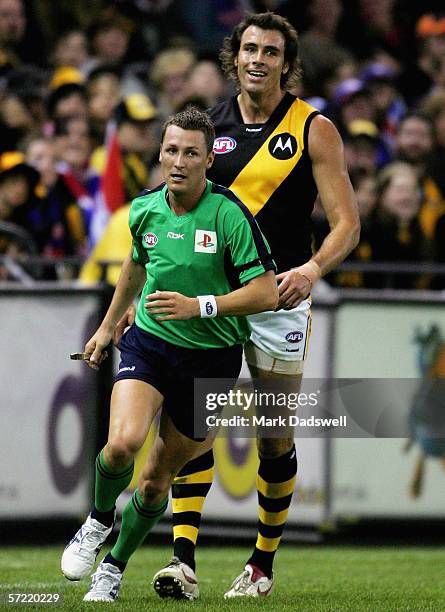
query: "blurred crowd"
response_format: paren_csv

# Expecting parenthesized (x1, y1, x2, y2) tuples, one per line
(0, 0, 444, 289)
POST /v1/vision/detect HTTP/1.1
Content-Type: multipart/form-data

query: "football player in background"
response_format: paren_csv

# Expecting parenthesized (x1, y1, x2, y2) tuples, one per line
(151, 11, 359, 600)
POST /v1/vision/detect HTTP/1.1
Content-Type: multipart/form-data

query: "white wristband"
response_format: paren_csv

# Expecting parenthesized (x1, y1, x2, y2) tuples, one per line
(198, 295, 218, 318)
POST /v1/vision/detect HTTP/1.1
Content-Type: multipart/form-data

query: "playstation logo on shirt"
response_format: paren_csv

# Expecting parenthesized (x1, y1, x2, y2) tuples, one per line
(268, 133, 298, 160)
(194, 229, 217, 253)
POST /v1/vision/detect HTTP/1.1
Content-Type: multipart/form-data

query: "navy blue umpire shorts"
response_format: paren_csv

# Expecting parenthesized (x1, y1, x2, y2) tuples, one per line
(115, 324, 243, 440)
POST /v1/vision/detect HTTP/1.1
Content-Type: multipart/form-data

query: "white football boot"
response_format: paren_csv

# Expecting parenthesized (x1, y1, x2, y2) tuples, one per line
(224, 564, 274, 598)
(61, 513, 114, 580)
(152, 557, 199, 600)
(83, 561, 122, 602)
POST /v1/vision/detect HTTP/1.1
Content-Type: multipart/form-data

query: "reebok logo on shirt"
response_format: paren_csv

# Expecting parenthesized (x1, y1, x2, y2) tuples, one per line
(167, 231, 184, 239)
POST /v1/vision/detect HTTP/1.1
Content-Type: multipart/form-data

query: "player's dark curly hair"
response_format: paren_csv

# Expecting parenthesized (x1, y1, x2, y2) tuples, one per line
(220, 12, 302, 91)
(161, 107, 215, 154)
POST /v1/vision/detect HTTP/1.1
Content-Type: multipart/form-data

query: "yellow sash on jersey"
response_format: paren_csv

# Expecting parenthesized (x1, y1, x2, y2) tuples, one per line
(229, 99, 317, 216)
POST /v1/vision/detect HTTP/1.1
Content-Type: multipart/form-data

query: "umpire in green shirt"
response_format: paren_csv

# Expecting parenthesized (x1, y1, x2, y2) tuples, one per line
(61, 107, 278, 602)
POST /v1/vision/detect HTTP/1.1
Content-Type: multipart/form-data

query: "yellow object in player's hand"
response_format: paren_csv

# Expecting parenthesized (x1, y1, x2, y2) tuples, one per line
(70, 352, 91, 360)
(70, 351, 109, 369)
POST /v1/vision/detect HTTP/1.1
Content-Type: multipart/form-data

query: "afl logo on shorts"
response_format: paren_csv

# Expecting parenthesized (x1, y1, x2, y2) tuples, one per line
(286, 330, 303, 343)
(269, 133, 297, 160)
(214, 136, 237, 154)
(143, 232, 158, 247)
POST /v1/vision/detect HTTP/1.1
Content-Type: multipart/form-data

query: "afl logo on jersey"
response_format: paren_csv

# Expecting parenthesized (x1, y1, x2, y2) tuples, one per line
(143, 232, 158, 247)
(286, 330, 303, 343)
(269, 133, 297, 160)
(214, 136, 237, 154)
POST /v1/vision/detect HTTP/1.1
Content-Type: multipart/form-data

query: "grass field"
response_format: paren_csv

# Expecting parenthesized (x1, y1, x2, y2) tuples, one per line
(1, 545, 444, 611)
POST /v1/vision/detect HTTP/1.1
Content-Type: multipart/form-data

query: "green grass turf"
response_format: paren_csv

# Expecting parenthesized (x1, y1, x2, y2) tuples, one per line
(0, 545, 444, 611)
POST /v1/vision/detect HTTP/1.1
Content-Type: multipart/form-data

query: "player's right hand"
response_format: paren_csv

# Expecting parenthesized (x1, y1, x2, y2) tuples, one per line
(276, 269, 311, 310)
(113, 304, 136, 345)
(84, 330, 112, 370)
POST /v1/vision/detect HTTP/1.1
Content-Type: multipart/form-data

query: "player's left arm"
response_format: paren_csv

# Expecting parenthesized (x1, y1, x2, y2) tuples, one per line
(277, 115, 360, 309)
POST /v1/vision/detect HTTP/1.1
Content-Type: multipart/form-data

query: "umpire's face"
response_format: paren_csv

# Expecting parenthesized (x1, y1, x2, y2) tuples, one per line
(160, 126, 214, 198)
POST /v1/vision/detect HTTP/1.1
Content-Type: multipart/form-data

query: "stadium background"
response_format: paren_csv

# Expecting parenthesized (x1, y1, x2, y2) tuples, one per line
(1, 1, 445, 609)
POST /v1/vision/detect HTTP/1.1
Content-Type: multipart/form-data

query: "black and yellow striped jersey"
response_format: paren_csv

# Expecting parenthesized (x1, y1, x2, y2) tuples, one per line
(208, 93, 319, 272)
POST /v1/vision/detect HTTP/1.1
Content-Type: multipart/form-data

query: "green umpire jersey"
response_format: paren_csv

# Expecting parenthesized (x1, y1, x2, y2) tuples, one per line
(129, 179, 276, 349)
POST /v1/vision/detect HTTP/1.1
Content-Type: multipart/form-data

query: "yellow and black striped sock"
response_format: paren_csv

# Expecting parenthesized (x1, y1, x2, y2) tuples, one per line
(248, 445, 297, 578)
(172, 450, 214, 571)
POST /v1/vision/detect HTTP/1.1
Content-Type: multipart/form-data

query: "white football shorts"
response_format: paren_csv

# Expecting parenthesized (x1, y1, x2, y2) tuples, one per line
(245, 298, 311, 375)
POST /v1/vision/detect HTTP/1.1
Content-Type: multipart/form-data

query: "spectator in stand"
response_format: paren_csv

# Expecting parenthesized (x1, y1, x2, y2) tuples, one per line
(367, 162, 429, 289)
(25, 135, 87, 257)
(48, 66, 85, 93)
(354, 171, 378, 224)
(47, 83, 89, 122)
(422, 91, 445, 201)
(365, 0, 404, 51)
(419, 91, 445, 285)
(338, 0, 404, 64)
(433, 209, 445, 288)
(332, 78, 376, 138)
(5, 65, 47, 131)
(316, 58, 357, 102)
(394, 111, 445, 247)
(0, 0, 26, 75)
(184, 60, 228, 108)
(90, 93, 158, 205)
(360, 62, 406, 165)
(432, 55, 445, 96)
(335, 171, 377, 288)
(48, 30, 89, 93)
(0, 89, 35, 152)
(0, 151, 49, 253)
(344, 119, 379, 178)
(298, 0, 354, 96)
(98, 0, 178, 63)
(169, 0, 246, 55)
(398, 12, 445, 105)
(395, 112, 435, 174)
(54, 116, 99, 248)
(85, 12, 133, 74)
(149, 47, 196, 117)
(51, 28, 90, 74)
(87, 65, 122, 147)
(55, 117, 93, 179)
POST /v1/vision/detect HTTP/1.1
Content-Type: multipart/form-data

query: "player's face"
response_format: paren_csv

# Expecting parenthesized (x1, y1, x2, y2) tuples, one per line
(160, 125, 214, 197)
(235, 26, 289, 95)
